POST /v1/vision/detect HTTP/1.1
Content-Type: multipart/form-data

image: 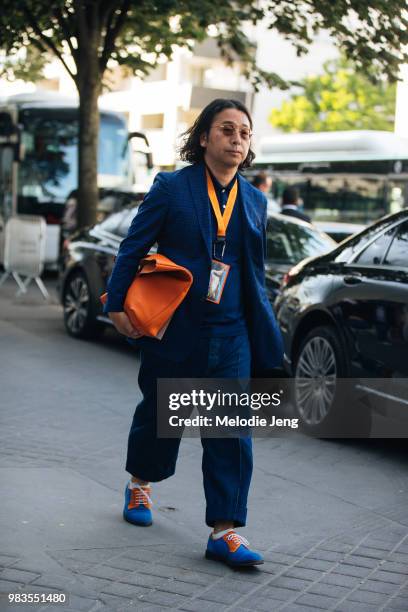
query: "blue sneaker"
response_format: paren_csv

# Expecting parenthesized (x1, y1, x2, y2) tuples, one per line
(123, 482, 153, 526)
(205, 530, 264, 567)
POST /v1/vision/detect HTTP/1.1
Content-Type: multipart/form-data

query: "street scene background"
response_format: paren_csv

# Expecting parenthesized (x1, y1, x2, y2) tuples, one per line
(1, 278, 408, 611)
(1, 2, 408, 610)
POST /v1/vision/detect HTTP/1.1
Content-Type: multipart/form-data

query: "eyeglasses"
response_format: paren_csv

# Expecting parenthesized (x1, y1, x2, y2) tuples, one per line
(212, 123, 253, 141)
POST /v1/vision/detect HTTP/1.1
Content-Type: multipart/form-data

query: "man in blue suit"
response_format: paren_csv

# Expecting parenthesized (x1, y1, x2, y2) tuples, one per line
(105, 99, 283, 567)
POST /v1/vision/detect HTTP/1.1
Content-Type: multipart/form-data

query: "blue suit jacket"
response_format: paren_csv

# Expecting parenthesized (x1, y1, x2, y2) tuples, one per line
(105, 162, 283, 371)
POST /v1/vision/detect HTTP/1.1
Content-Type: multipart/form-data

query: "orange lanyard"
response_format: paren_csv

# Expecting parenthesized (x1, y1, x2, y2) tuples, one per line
(206, 169, 238, 239)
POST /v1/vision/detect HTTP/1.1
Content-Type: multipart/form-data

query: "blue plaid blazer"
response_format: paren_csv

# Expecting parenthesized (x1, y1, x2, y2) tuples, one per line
(105, 162, 283, 371)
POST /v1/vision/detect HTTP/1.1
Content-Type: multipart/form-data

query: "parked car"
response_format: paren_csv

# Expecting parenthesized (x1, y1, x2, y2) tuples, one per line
(264, 214, 335, 302)
(59, 206, 334, 339)
(275, 210, 408, 436)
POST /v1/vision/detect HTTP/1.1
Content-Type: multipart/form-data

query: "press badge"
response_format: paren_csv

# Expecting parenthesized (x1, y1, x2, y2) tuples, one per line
(206, 259, 230, 304)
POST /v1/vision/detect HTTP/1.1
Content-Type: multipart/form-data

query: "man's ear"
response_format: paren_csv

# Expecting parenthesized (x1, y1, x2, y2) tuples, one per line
(199, 132, 207, 148)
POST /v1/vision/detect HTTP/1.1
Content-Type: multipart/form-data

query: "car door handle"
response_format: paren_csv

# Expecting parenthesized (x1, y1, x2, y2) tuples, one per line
(343, 274, 362, 285)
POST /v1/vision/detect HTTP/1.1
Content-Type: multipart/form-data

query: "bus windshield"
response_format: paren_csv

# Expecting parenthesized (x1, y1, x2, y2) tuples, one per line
(17, 108, 130, 210)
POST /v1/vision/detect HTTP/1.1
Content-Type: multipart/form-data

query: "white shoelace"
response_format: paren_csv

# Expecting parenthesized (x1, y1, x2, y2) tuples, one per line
(226, 532, 249, 548)
(128, 482, 153, 506)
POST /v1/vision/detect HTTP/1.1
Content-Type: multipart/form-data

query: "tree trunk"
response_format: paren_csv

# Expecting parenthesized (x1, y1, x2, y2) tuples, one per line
(76, 37, 101, 229)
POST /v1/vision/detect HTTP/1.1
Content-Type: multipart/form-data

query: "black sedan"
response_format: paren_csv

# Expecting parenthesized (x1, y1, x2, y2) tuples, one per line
(59, 206, 334, 339)
(275, 210, 408, 436)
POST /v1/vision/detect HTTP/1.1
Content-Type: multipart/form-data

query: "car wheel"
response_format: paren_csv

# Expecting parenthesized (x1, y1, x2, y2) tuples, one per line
(63, 271, 103, 339)
(293, 325, 371, 437)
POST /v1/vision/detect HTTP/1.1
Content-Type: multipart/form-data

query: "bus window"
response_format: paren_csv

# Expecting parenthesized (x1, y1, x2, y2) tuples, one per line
(99, 114, 130, 183)
(18, 109, 78, 209)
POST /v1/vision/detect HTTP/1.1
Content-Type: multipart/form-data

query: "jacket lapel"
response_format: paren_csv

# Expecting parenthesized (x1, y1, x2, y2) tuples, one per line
(187, 163, 212, 260)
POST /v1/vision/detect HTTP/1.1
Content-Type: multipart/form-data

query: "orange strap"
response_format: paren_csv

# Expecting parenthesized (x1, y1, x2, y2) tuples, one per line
(206, 169, 238, 238)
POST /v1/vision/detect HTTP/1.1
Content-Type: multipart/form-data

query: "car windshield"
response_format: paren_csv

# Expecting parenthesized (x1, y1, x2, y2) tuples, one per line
(333, 218, 398, 263)
(266, 217, 333, 264)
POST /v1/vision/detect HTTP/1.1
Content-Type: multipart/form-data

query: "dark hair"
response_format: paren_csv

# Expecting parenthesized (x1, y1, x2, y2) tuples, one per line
(252, 172, 269, 189)
(178, 98, 255, 170)
(282, 187, 299, 205)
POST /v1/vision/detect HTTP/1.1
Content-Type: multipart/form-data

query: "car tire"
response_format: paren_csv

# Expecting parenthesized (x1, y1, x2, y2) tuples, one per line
(63, 271, 104, 339)
(293, 325, 372, 437)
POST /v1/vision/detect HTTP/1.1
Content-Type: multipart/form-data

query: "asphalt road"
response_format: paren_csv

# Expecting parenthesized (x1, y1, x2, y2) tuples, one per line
(0, 275, 407, 612)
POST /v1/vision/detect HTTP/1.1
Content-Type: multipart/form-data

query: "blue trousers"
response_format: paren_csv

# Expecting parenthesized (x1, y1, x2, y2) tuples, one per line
(126, 334, 252, 527)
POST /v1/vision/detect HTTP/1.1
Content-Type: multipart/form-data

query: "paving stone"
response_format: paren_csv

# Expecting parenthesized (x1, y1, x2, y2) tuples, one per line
(104, 557, 156, 573)
(359, 579, 398, 596)
(334, 564, 369, 578)
(383, 561, 408, 575)
(197, 585, 242, 605)
(250, 595, 285, 612)
(320, 543, 354, 554)
(353, 546, 391, 560)
(335, 601, 377, 612)
(119, 573, 169, 589)
(156, 579, 202, 597)
(372, 571, 407, 585)
(307, 582, 350, 599)
(169, 570, 214, 587)
(340, 555, 381, 569)
(268, 576, 311, 592)
(0, 555, 20, 568)
(295, 559, 334, 572)
(260, 561, 289, 575)
(0, 569, 40, 585)
(0, 580, 25, 593)
(264, 553, 299, 566)
(30, 573, 76, 591)
(81, 565, 133, 582)
(278, 605, 319, 612)
(385, 596, 408, 611)
(295, 592, 336, 609)
(261, 585, 303, 602)
(285, 567, 324, 582)
(347, 588, 390, 605)
(74, 574, 112, 595)
(306, 550, 345, 563)
(206, 577, 257, 595)
(179, 599, 229, 612)
(100, 581, 150, 599)
(138, 588, 188, 607)
(321, 573, 362, 589)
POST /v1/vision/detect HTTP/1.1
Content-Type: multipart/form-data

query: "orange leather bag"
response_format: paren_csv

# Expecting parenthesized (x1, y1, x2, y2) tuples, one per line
(100, 254, 193, 339)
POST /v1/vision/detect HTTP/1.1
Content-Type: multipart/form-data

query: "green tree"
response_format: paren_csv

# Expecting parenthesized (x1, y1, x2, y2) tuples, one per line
(1, 1, 407, 227)
(269, 57, 397, 132)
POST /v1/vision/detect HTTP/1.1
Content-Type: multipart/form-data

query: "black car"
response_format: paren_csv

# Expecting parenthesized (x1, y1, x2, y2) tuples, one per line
(275, 210, 408, 436)
(59, 206, 334, 339)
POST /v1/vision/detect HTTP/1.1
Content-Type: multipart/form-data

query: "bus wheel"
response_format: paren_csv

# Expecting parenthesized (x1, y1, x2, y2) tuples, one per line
(63, 271, 103, 339)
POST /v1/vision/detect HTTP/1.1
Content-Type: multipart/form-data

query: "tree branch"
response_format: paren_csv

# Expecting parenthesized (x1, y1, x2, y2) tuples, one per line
(55, 7, 78, 65)
(21, 1, 76, 81)
(74, 0, 88, 52)
(100, 0, 130, 73)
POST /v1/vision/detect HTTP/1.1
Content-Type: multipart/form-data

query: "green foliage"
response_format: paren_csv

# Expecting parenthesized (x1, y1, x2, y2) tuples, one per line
(0, 1, 407, 92)
(269, 57, 397, 132)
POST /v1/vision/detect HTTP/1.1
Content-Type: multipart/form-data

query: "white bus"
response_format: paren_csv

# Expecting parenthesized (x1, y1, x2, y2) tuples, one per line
(0, 91, 153, 266)
(252, 130, 408, 235)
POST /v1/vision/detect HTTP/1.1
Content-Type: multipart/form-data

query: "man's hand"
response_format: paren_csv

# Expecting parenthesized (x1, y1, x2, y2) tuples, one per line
(108, 312, 143, 339)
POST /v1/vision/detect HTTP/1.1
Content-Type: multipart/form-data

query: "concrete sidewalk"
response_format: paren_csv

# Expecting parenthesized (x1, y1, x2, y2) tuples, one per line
(0, 278, 408, 611)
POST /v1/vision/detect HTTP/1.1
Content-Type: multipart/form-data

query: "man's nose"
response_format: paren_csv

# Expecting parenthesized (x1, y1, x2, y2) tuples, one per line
(231, 131, 241, 145)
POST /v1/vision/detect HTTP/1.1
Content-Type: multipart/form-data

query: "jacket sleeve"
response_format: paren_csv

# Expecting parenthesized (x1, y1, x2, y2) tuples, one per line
(104, 173, 170, 312)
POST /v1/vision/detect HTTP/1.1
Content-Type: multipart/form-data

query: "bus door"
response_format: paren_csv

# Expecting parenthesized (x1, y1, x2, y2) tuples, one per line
(0, 107, 20, 263)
